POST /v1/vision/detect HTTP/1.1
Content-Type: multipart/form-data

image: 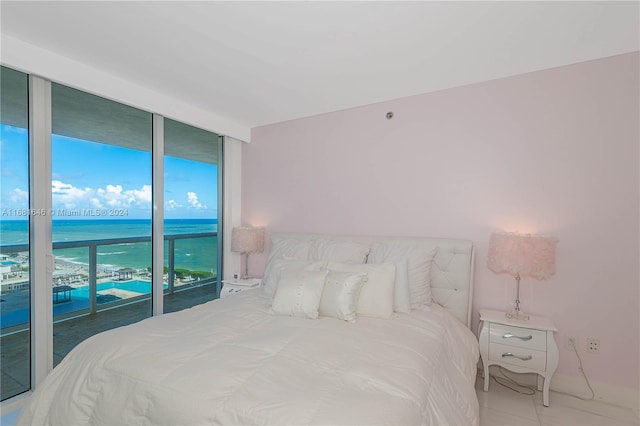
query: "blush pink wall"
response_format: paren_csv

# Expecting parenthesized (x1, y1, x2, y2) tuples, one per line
(242, 53, 639, 390)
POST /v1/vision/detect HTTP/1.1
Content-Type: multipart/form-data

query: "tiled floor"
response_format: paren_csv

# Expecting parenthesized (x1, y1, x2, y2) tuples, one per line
(2, 376, 638, 426)
(476, 376, 640, 426)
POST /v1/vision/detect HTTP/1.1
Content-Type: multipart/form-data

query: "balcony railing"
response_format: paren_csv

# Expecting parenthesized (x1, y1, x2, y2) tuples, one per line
(0, 232, 219, 334)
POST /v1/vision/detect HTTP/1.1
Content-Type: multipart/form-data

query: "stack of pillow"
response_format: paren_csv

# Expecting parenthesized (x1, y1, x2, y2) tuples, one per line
(263, 237, 437, 322)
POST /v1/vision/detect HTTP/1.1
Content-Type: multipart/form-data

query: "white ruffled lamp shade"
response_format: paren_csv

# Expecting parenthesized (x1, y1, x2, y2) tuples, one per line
(231, 227, 265, 279)
(487, 232, 558, 321)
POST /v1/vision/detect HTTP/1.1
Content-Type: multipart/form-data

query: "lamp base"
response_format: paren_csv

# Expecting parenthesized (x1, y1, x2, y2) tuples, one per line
(505, 310, 530, 322)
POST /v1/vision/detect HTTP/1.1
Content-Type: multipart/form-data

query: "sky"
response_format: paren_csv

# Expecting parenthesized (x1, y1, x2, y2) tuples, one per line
(0, 125, 218, 220)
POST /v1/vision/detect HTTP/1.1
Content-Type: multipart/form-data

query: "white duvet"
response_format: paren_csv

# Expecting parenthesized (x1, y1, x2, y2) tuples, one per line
(19, 290, 479, 425)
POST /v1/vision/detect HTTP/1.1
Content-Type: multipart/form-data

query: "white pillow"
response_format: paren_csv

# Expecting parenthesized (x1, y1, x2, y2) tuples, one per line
(392, 259, 411, 314)
(369, 243, 437, 308)
(262, 258, 326, 298)
(327, 262, 395, 319)
(270, 268, 328, 319)
(309, 239, 371, 263)
(268, 237, 313, 261)
(319, 270, 367, 323)
(262, 238, 313, 294)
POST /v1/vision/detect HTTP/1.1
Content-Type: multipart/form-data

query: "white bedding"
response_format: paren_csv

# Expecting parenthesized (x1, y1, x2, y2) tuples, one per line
(19, 289, 479, 425)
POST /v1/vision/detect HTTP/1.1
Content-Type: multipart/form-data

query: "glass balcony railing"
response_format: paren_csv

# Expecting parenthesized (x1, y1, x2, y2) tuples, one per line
(0, 232, 219, 335)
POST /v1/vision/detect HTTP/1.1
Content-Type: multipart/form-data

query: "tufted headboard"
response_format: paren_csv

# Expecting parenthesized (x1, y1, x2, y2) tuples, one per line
(271, 232, 475, 328)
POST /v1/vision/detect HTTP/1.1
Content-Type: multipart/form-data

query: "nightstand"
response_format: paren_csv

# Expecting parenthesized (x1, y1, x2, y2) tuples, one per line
(220, 278, 262, 298)
(478, 309, 559, 407)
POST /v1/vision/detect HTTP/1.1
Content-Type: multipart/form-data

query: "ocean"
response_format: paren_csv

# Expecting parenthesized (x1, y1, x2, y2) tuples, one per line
(0, 219, 218, 273)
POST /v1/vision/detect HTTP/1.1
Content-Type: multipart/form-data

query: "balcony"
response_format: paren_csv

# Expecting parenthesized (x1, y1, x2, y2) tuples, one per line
(0, 232, 220, 401)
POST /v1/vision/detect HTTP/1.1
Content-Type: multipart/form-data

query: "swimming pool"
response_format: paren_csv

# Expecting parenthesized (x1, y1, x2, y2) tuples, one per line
(1, 281, 168, 329)
(71, 280, 161, 299)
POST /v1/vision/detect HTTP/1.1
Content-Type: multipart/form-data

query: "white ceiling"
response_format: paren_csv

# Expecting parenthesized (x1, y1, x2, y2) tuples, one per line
(1, 1, 638, 131)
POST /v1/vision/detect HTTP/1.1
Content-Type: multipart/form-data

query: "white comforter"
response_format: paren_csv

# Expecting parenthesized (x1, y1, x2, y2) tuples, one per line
(19, 290, 479, 425)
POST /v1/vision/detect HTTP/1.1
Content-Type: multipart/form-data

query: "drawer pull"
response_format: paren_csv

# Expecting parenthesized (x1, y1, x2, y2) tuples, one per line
(502, 352, 533, 361)
(503, 333, 532, 341)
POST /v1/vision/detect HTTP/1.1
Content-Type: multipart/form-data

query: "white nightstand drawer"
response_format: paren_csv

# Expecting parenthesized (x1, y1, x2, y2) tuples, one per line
(479, 309, 559, 407)
(489, 342, 546, 372)
(489, 323, 547, 351)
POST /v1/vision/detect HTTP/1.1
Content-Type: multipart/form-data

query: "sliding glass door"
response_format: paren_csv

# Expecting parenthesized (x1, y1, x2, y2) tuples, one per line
(163, 119, 221, 312)
(0, 66, 31, 400)
(50, 83, 154, 365)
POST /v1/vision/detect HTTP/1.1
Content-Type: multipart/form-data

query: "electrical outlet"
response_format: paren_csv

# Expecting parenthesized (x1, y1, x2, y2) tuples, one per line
(586, 338, 600, 354)
(566, 336, 577, 351)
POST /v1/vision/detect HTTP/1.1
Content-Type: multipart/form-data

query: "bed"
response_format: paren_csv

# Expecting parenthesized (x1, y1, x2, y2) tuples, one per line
(18, 232, 480, 425)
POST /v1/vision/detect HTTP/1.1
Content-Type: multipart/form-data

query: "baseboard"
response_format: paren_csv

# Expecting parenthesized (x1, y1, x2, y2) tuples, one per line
(550, 372, 639, 413)
(483, 365, 639, 413)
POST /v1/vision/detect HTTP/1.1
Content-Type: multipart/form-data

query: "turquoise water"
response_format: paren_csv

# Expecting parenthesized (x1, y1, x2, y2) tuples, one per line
(71, 280, 159, 299)
(1, 219, 217, 272)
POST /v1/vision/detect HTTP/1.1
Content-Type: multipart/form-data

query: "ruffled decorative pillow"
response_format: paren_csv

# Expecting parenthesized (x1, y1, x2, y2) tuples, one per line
(270, 268, 328, 319)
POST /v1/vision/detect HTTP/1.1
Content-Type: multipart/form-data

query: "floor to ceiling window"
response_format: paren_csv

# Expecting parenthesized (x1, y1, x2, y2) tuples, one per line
(0, 66, 31, 400)
(50, 83, 154, 365)
(163, 119, 222, 313)
(0, 68, 224, 402)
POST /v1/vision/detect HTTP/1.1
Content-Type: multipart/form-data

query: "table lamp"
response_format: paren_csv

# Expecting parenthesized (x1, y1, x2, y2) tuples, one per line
(487, 231, 558, 321)
(231, 227, 265, 280)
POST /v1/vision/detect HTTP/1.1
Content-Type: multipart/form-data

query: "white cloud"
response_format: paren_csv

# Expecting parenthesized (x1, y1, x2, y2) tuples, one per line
(166, 199, 181, 210)
(52, 180, 94, 209)
(130, 185, 152, 204)
(90, 197, 103, 208)
(97, 184, 123, 207)
(187, 191, 206, 209)
(52, 180, 152, 210)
